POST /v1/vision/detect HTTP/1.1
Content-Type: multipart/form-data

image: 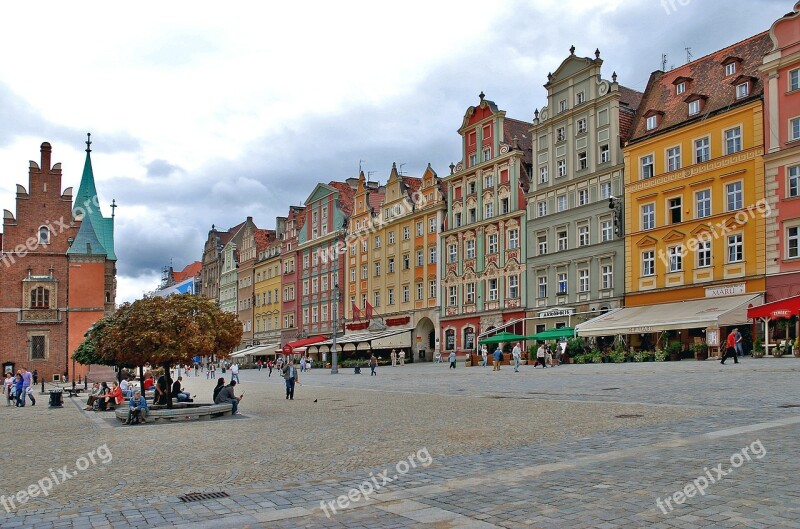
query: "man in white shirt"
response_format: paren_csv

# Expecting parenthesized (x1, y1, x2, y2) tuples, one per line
(230, 362, 240, 384)
(512, 343, 522, 372)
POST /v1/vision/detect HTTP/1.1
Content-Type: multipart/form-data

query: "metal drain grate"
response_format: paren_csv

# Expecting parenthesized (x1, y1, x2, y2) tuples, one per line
(615, 414, 644, 419)
(179, 492, 230, 503)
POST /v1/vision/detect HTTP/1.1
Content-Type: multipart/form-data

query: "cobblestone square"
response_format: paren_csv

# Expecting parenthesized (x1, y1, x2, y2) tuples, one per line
(1, 360, 798, 528)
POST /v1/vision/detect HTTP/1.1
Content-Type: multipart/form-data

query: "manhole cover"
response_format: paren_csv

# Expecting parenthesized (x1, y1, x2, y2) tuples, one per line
(779, 404, 800, 408)
(179, 492, 230, 503)
(615, 414, 644, 419)
(601, 387, 621, 391)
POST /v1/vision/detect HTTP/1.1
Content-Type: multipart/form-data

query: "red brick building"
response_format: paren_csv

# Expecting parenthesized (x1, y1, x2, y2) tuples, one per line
(1, 139, 116, 382)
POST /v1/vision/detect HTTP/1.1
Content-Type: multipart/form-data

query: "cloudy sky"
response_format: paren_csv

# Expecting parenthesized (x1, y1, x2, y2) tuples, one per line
(0, 0, 791, 302)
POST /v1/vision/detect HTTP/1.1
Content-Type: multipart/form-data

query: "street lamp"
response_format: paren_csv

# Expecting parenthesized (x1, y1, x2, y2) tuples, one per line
(331, 283, 340, 374)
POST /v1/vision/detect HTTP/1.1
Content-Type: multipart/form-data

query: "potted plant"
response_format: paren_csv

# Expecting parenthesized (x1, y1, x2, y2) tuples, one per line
(654, 350, 667, 362)
(794, 337, 800, 358)
(667, 342, 682, 362)
(692, 342, 709, 361)
(752, 338, 764, 358)
(590, 350, 603, 364)
(610, 350, 625, 363)
(574, 354, 586, 364)
(633, 351, 644, 362)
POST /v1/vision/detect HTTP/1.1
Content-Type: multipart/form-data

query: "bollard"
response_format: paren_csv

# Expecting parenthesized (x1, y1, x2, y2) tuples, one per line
(41, 380, 45, 394)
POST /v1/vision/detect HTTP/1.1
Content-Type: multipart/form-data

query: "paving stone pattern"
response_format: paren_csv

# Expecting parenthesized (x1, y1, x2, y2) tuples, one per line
(0, 359, 798, 528)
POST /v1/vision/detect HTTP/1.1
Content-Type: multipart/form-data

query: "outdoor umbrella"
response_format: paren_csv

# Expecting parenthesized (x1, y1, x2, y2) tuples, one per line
(524, 327, 575, 341)
(478, 331, 526, 345)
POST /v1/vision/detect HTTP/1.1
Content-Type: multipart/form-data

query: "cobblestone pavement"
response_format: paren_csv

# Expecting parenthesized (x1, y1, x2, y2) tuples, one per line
(1, 358, 798, 528)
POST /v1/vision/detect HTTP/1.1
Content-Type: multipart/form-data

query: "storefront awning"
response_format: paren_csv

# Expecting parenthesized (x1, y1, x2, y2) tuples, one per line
(747, 294, 800, 319)
(307, 329, 411, 352)
(575, 294, 762, 337)
(280, 336, 328, 354)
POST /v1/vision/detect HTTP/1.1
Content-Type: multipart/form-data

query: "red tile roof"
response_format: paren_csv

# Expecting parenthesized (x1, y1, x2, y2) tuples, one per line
(254, 229, 274, 253)
(173, 261, 202, 281)
(327, 181, 356, 217)
(218, 220, 246, 245)
(402, 176, 423, 197)
(367, 191, 384, 212)
(629, 31, 771, 143)
(503, 118, 533, 165)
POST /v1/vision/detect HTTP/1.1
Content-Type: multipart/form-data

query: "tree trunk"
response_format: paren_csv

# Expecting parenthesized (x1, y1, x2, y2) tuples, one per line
(162, 361, 173, 409)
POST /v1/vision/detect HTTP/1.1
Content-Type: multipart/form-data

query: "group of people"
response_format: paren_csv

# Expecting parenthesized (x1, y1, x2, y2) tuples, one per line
(3, 367, 36, 407)
(389, 349, 407, 366)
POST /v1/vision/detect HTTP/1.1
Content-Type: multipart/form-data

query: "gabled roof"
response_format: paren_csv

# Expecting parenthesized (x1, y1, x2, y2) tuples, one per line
(173, 261, 202, 281)
(629, 31, 772, 143)
(402, 176, 422, 197)
(327, 181, 356, 217)
(503, 118, 533, 166)
(254, 229, 274, 253)
(218, 221, 246, 246)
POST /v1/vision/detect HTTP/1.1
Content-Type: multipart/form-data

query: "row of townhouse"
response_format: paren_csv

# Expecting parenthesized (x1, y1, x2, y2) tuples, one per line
(198, 4, 800, 359)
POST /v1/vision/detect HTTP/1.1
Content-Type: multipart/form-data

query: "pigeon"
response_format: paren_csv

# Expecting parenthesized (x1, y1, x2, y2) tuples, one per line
(313, 399, 318, 403)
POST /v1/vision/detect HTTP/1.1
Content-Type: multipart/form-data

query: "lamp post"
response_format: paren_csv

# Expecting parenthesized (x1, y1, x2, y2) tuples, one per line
(331, 283, 340, 374)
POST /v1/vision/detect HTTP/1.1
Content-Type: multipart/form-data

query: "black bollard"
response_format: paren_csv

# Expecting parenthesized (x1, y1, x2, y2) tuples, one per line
(41, 380, 45, 394)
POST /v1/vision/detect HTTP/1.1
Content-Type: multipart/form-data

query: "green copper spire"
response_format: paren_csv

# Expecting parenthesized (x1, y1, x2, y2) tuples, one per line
(69, 133, 117, 260)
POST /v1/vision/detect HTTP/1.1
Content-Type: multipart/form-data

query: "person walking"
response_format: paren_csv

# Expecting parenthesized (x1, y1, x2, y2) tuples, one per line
(492, 346, 502, 371)
(209, 362, 216, 380)
(257, 359, 263, 372)
(512, 342, 522, 372)
(32, 369, 38, 385)
(230, 362, 240, 384)
(13, 373, 24, 407)
(721, 328, 739, 364)
(536, 344, 547, 368)
(399, 350, 405, 366)
(282, 358, 299, 399)
(390, 349, 397, 367)
(21, 367, 35, 406)
(481, 346, 488, 367)
(734, 328, 744, 357)
(448, 351, 456, 369)
(4, 372, 14, 406)
(369, 354, 378, 376)
(267, 360, 274, 377)
(300, 357, 307, 373)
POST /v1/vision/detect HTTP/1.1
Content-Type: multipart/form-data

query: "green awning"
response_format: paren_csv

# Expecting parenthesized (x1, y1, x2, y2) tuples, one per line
(524, 327, 575, 341)
(478, 331, 526, 345)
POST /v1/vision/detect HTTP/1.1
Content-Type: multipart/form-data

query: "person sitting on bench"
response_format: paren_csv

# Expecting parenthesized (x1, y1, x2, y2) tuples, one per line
(96, 382, 112, 410)
(126, 390, 149, 425)
(171, 377, 192, 402)
(83, 382, 102, 410)
(102, 381, 124, 410)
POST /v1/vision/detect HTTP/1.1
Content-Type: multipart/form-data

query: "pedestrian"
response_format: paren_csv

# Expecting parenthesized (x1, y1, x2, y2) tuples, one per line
(536, 344, 547, 368)
(449, 350, 456, 369)
(282, 358, 299, 399)
(399, 349, 406, 366)
(721, 327, 739, 364)
(306, 357, 312, 372)
(257, 359, 263, 371)
(209, 362, 216, 380)
(267, 360, 274, 377)
(734, 328, 744, 357)
(492, 346, 502, 371)
(194, 363, 199, 377)
(512, 342, 522, 372)
(300, 356, 307, 373)
(21, 367, 35, 405)
(391, 349, 397, 367)
(32, 369, 38, 385)
(3, 372, 13, 406)
(14, 373, 24, 407)
(369, 354, 378, 376)
(481, 345, 488, 367)
(230, 362, 240, 384)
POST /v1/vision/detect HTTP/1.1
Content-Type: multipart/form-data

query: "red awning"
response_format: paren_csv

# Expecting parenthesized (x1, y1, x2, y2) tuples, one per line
(747, 295, 800, 319)
(281, 335, 328, 353)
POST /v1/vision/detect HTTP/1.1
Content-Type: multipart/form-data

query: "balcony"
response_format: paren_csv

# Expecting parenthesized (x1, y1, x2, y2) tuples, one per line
(18, 309, 62, 324)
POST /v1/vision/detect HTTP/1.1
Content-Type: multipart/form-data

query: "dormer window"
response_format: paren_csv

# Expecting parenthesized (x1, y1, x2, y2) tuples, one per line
(736, 82, 749, 99)
(725, 63, 736, 76)
(722, 57, 741, 77)
(676, 82, 685, 95)
(643, 109, 664, 131)
(684, 94, 708, 117)
(646, 115, 658, 131)
(688, 100, 700, 115)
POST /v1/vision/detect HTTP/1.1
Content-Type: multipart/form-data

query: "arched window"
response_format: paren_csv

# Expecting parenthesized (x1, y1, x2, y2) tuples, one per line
(463, 327, 475, 350)
(30, 287, 49, 309)
(38, 226, 50, 245)
(445, 329, 455, 351)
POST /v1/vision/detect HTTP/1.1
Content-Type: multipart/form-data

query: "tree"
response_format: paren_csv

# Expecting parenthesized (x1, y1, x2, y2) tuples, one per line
(78, 294, 242, 408)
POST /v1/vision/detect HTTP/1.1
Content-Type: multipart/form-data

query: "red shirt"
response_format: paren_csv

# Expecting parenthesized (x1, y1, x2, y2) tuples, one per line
(726, 332, 737, 349)
(143, 378, 154, 390)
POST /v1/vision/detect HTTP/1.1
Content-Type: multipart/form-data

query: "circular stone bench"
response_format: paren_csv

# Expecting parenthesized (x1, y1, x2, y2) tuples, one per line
(114, 402, 233, 422)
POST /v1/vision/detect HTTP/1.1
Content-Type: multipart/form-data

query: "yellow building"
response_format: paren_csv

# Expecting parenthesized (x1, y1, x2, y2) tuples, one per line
(579, 33, 771, 345)
(253, 227, 283, 353)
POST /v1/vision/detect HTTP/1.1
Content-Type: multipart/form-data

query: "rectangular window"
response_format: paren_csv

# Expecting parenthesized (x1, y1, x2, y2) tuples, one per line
(688, 100, 700, 115)
(676, 82, 685, 95)
(540, 166, 549, 183)
(578, 269, 589, 293)
(454, 212, 462, 228)
(601, 265, 613, 290)
(557, 195, 567, 212)
(725, 127, 742, 154)
(466, 239, 475, 259)
(374, 291, 380, 307)
(374, 235, 381, 248)
(500, 198, 509, 214)
(727, 234, 743, 263)
(30, 335, 45, 360)
(469, 208, 477, 223)
(578, 189, 589, 206)
(389, 231, 395, 244)
(538, 234, 547, 255)
(466, 282, 475, 304)
(790, 166, 800, 197)
(600, 182, 612, 200)
(321, 305, 328, 322)
(600, 144, 610, 163)
(538, 276, 547, 298)
(508, 275, 519, 298)
(725, 62, 736, 76)
(538, 201, 547, 217)
(469, 153, 477, 167)
(416, 222, 423, 237)
(698, 240, 712, 268)
(403, 254, 410, 270)
(641, 154, 654, 179)
(646, 115, 657, 130)
(642, 203, 655, 230)
(374, 261, 381, 277)
(557, 272, 567, 294)
(788, 226, 799, 258)
(484, 174, 494, 189)
(417, 282, 424, 300)
(448, 286, 457, 307)
(388, 257, 395, 273)
(792, 118, 800, 141)
(448, 244, 457, 263)
(577, 118, 587, 133)
(429, 247, 436, 264)
(557, 159, 567, 177)
(403, 227, 410, 240)
(388, 288, 395, 305)
(488, 278, 498, 301)
(642, 251, 655, 276)
(578, 225, 589, 247)
(312, 278, 318, 293)
(483, 148, 491, 162)
(696, 189, 711, 218)
(429, 218, 437, 233)
(667, 146, 681, 172)
(726, 181, 743, 211)
(736, 82, 749, 99)
(361, 265, 368, 280)
(791, 69, 800, 91)
(669, 246, 683, 272)
(669, 197, 682, 224)
(312, 307, 318, 324)
(303, 308, 309, 325)
(362, 240, 368, 253)
(559, 100, 567, 113)
(485, 202, 494, 219)
(430, 280, 436, 299)
(695, 137, 710, 163)
(416, 250, 423, 267)
(558, 230, 568, 251)
(468, 181, 476, 194)
(303, 280, 309, 295)
(601, 219, 613, 242)
(576, 91, 585, 104)
(508, 229, 519, 250)
(488, 234, 498, 254)
(578, 151, 587, 170)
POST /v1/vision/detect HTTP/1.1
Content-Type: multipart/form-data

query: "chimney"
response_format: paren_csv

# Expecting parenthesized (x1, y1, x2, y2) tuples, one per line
(40, 142, 52, 172)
